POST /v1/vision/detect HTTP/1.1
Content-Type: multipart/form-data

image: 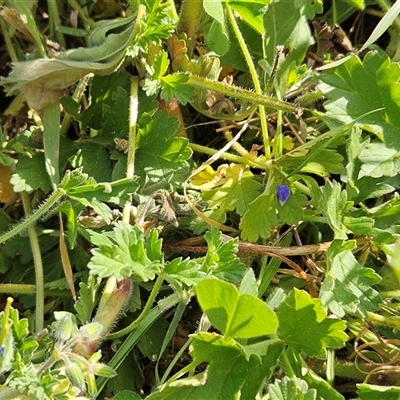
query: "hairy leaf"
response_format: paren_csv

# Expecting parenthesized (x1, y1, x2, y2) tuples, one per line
(88, 223, 163, 281)
(267, 376, 318, 400)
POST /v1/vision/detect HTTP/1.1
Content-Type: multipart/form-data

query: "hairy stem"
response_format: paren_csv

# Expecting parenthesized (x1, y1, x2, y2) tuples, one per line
(0, 188, 65, 244)
(107, 274, 164, 339)
(187, 75, 298, 114)
(225, 4, 271, 159)
(177, 0, 203, 45)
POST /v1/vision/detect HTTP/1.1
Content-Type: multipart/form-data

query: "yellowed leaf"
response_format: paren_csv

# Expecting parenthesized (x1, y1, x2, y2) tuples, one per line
(0, 165, 14, 203)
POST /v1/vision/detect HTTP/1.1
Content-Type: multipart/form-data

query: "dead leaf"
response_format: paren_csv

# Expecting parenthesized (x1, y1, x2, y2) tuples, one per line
(0, 165, 14, 203)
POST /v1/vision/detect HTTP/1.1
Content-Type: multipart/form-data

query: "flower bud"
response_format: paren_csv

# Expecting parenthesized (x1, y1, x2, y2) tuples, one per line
(65, 362, 85, 391)
(276, 184, 291, 206)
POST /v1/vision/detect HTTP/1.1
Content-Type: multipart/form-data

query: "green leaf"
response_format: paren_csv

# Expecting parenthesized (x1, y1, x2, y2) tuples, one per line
(344, 127, 400, 202)
(203, 0, 225, 26)
(276, 288, 347, 357)
(263, 0, 314, 93)
(357, 383, 400, 400)
(69, 142, 113, 182)
(320, 240, 382, 317)
(196, 278, 278, 338)
(282, 149, 344, 177)
(358, 142, 400, 178)
(135, 110, 191, 189)
(240, 190, 279, 242)
(153, 50, 169, 78)
(147, 333, 283, 400)
(74, 276, 101, 324)
(276, 188, 307, 226)
(163, 257, 206, 287)
(88, 223, 163, 281)
(229, 1, 270, 34)
(160, 73, 195, 105)
(65, 175, 138, 206)
(268, 376, 318, 400)
(201, 164, 262, 217)
(240, 181, 306, 242)
(80, 71, 130, 131)
(10, 153, 52, 193)
(285, 348, 345, 400)
(102, 84, 130, 137)
(127, 1, 174, 58)
(203, 227, 246, 283)
(319, 181, 350, 239)
(297, 0, 323, 19)
(239, 269, 258, 297)
(206, 20, 230, 56)
(318, 52, 400, 150)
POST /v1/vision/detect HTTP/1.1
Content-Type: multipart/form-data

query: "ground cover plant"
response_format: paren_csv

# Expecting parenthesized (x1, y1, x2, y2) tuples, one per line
(1, 0, 400, 398)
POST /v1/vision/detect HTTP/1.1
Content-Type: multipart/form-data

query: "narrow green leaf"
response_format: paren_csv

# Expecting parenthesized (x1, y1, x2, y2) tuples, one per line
(360, 0, 400, 52)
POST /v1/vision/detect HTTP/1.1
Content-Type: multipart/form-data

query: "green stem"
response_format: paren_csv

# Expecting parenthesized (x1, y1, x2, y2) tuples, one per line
(67, 0, 97, 29)
(0, 188, 65, 244)
(123, 76, 139, 222)
(367, 311, 400, 329)
(187, 75, 298, 114)
(279, 348, 296, 378)
(177, 0, 203, 44)
(21, 192, 44, 333)
(47, 0, 66, 49)
(60, 74, 93, 136)
(376, 0, 400, 32)
(163, 360, 200, 387)
(225, 4, 271, 159)
(0, 17, 18, 62)
(107, 274, 165, 339)
(189, 143, 272, 169)
(0, 284, 71, 297)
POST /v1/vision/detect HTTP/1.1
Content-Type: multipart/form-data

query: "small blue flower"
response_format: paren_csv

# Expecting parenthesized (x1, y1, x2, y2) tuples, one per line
(0, 346, 4, 355)
(277, 184, 291, 206)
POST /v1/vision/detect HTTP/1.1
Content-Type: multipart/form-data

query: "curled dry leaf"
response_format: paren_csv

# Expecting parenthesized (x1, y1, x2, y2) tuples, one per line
(0, 16, 136, 110)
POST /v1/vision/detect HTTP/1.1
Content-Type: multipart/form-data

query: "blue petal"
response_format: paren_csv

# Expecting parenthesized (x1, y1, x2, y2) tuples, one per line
(277, 185, 291, 206)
